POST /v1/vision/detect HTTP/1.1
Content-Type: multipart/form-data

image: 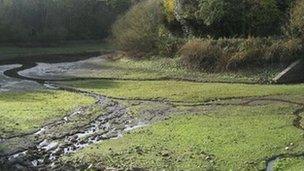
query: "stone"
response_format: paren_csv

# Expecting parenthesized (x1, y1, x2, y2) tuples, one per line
(273, 60, 304, 84)
(52, 148, 63, 156)
(205, 156, 211, 160)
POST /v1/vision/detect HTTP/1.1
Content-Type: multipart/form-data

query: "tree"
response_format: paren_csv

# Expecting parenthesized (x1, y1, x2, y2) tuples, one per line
(0, 0, 132, 43)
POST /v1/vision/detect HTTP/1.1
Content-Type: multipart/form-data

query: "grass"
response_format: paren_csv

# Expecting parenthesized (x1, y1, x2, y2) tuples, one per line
(61, 80, 304, 103)
(0, 43, 302, 169)
(61, 104, 304, 170)
(0, 90, 94, 138)
(91, 58, 283, 83)
(0, 41, 112, 61)
(274, 157, 304, 171)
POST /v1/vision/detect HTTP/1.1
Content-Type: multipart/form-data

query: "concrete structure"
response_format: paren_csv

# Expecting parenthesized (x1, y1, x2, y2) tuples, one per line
(273, 59, 304, 84)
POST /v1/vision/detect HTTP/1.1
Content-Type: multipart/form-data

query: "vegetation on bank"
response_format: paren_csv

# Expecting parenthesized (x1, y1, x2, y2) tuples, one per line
(274, 157, 304, 170)
(179, 38, 303, 71)
(0, 0, 303, 170)
(0, 90, 94, 139)
(95, 58, 282, 83)
(62, 104, 303, 170)
(112, 0, 304, 72)
(60, 80, 304, 103)
(112, 0, 162, 55)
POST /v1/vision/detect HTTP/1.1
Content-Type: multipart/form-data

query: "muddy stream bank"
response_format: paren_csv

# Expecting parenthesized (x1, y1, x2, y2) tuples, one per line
(0, 54, 154, 170)
(1, 54, 304, 170)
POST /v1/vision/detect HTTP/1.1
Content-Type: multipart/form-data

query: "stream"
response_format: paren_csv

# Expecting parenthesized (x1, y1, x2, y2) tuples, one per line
(1, 54, 304, 170)
(0, 53, 148, 170)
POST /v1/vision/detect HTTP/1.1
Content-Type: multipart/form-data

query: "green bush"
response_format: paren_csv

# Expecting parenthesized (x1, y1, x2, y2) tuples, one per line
(157, 26, 186, 57)
(158, 36, 186, 57)
(288, 0, 304, 38)
(265, 39, 303, 62)
(179, 39, 222, 71)
(164, 0, 287, 37)
(112, 0, 162, 56)
(225, 38, 268, 70)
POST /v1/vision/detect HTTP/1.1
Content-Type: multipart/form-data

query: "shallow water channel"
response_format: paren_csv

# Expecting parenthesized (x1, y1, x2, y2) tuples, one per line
(0, 54, 148, 170)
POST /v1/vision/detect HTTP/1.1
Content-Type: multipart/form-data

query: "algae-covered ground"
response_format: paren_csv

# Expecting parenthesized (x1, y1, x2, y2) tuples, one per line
(274, 157, 304, 171)
(61, 104, 303, 170)
(0, 90, 94, 139)
(56, 57, 304, 170)
(60, 80, 304, 103)
(1, 50, 304, 170)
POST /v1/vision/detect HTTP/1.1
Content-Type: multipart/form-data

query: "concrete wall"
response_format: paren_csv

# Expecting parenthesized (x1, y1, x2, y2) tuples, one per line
(273, 60, 304, 84)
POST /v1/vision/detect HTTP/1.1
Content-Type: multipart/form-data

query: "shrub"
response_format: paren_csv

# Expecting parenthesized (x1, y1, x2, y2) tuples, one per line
(288, 0, 304, 38)
(265, 39, 303, 62)
(157, 26, 186, 57)
(179, 37, 304, 71)
(112, 0, 162, 56)
(158, 36, 185, 57)
(179, 39, 222, 71)
(225, 37, 268, 70)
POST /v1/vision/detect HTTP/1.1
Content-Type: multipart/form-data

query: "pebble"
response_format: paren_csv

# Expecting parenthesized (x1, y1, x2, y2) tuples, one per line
(52, 148, 63, 156)
(39, 140, 49, 147)
(70, 136, 78, 143)
(205, 156, 211, 160)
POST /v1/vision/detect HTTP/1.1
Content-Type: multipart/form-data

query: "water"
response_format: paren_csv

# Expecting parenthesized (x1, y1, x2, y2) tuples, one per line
(124, 121, 147, 131)
(43, 83, 59, 90)
(5, 102, 147, 170)
(266, 158, 278, 171)
(34, 127, 46, 135)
